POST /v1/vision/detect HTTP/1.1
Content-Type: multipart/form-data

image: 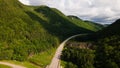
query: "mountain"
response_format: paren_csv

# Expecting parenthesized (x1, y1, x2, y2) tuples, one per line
(32, 6, 96, 40)
(61, 19, 120, 68)
(97, 19, 120, 37)
(86, 19, 120, 40)
(68, 15, 104, 32)
(0, 0, 103, 67)
(92, 19, 120, 68)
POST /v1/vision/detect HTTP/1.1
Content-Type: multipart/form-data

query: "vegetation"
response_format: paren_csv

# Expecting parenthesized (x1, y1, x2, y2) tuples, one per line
(29, 48, 56, 67)
(61, 61, 78, 68)
(61, 19, 120, 68)
(93, 19, 120, 68)
(94, 35, 120, 68)
(0, 0, 103, 67)
(61, 46, 95, 68)
(68, 16, 104, 32)
(33, 6, 97, 40)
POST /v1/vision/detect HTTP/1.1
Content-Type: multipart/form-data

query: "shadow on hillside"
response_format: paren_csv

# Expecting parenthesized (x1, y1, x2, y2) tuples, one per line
(26, 9, 93, 41)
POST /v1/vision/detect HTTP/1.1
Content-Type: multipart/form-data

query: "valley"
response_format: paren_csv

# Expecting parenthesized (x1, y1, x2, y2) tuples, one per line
(0, 0, 120, 68)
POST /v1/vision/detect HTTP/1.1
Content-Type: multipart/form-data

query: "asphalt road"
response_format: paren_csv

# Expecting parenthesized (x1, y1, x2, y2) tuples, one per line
(47, 34, 82, 68)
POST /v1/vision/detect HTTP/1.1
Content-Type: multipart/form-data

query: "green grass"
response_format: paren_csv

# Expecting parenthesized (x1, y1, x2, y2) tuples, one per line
(29, 48, 56, 67)
(0, 64, 11, 68)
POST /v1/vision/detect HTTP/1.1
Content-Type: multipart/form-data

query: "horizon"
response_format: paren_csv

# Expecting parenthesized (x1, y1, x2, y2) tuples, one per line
(19, 0, 120, 24)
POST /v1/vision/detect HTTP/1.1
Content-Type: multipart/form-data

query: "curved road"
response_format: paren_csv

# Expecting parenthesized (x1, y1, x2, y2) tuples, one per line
(0, 62, 26, 68)
(47, 34, 82, 68)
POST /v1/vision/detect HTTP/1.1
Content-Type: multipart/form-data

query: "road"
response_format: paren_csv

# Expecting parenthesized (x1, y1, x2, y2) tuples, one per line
(47, 34, 82, 68)
(0, 62, 26, 68)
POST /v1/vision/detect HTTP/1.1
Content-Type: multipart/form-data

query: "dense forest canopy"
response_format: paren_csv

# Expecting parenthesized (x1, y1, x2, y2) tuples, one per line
(61, 19, 120, 68)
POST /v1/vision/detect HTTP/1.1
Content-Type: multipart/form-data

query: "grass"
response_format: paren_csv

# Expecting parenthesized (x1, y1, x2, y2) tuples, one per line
(29, 47, 56, 68)
(0, 64, 11, 68)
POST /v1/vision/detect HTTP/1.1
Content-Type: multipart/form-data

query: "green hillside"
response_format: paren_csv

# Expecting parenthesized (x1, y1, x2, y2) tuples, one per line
(93, 19, 120, 68)
(68, 15, 104, 32)
(0, 0, 103, 67)
(61, 19, 120, 68)
(95, 19, 120, 37)
(0, 0, 59, 62)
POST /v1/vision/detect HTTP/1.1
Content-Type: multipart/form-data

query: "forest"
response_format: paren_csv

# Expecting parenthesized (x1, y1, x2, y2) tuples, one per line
(61, 19, 120, 68)
(0, 0, 103, 67)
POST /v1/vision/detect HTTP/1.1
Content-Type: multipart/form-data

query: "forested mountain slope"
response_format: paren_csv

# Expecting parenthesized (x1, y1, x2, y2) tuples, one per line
(93, 19, 120, 68)
(95, 19, 120, 37)
(61, 19, 120, 68)
(0, 0, 102, 66)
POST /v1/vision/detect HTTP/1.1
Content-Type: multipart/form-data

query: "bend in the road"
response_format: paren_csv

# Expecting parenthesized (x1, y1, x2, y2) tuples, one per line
(47, 34, 84, 68)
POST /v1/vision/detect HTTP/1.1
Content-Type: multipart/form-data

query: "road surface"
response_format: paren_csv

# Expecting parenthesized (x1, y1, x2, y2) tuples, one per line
(0, 62, 26, 68)
(47, 34, 82, 68)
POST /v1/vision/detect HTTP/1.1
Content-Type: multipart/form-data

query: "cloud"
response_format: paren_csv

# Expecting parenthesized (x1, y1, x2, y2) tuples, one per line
(19, 0, 120, 24)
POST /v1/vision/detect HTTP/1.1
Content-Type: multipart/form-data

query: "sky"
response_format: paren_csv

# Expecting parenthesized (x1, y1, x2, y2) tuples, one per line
(19, 0, 120, 24)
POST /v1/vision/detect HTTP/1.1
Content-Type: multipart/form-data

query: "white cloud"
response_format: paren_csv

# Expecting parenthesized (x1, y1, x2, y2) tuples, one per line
(19, 0, 120, 24)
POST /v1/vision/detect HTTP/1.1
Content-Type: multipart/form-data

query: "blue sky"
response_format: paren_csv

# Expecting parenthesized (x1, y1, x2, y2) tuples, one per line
(19, 0, 120, 24)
